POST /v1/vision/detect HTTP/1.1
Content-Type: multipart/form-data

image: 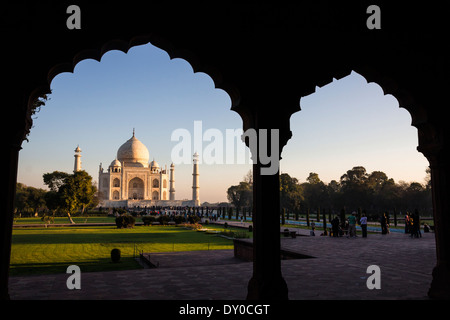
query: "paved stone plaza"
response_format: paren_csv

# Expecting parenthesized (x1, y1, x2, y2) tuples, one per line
(9, 222, 435, 300)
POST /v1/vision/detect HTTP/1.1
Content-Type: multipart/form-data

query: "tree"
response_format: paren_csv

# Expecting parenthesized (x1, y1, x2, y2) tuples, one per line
(339, 166, 371, 210)
(306, 172, 321, 185)
(302, 173, 326, 213)
(367, 171, 389, 191)
(43, 171, 70, 192)
(340, 166, 368, 187)
(26, 187, 46, 216)
(243, 169, 253, 184)
(72, 171, 97, 214)
(15, 183, 46, 217)
(280, 173, 303, 213)
(43, 170, 96, 223)
(227, 182, 252, 211)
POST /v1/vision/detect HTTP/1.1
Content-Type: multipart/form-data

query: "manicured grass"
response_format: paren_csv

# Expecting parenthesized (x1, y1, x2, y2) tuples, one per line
(13, 216, 117, 224)
(10, 225, 244, 276)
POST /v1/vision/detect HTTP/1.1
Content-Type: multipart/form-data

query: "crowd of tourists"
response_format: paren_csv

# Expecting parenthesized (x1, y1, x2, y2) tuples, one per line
(324, 210, 428, 239)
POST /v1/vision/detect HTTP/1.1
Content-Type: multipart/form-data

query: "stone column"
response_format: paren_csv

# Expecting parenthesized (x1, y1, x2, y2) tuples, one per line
(235, 93, 298, 300)
(416, 122, 450, 299)
(247, 160, 288, 299)
(73, 145, 82, 172)
(169, 163, 176, 200)
(422, 145, 450, 299)
(192, 153, 200, 206)
(0, 144, 20, 299)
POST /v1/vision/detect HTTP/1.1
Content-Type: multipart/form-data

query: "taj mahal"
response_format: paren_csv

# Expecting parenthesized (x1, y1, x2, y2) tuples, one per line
(74, 130, 201, 208)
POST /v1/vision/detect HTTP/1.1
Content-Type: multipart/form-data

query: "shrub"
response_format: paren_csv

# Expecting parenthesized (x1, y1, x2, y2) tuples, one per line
(173, 215, 185, 225)
(157, 215, 170, 225)
(179, 223, 203, 230)
(111, 249, 121, 263)
(188, 215, 200, 224)
(115, 215, 136, 228)
(142, 216, 156, 226)
(219, 230, 250, 239)
(41, 215, 54, 224)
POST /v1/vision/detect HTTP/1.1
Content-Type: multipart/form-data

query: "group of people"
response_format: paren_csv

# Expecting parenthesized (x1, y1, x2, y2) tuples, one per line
(330, 212, 368, 238)
(325, 210, 426, 239)
(405, 210, 422, 238)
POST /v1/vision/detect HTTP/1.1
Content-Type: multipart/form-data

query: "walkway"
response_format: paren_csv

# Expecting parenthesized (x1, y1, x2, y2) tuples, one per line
(8, 224, 435, 300)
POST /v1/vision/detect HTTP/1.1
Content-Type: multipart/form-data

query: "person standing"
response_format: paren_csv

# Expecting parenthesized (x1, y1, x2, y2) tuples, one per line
(347, 212, 357, 238)
(381, 213, 388, 235)
(405, 212, 410, 234)
(411, 209, 422, 238)
(331, 216, 340, 237)
(360, 213, 368, 238)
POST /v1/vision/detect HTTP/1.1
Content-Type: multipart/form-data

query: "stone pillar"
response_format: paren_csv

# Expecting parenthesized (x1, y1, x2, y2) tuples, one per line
(192, 153, 200, 206)
(73, 145, 82, 172)
(235, 93, 298, 300)
(421, 144, 450, 299)
(247, 160, 288, 299)
(169, 163, 175, 200)
(0, 144, 20, 299)
(416, 121, 450, 299)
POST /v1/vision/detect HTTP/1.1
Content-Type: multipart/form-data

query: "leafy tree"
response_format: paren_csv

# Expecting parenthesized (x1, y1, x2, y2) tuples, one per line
(340, 166, 369, 187)
(15, 183, 46, 217)
(367, 171, 389, 191)
(306, 172, 321, 185)
(26, 187, 46, 216)
(302, 173, 327, 213)
(227, 182, 252, 211)
(339, 166, 371, 210)
(43, 171, 70, 191)
(280, 173, 303, 213)
(43, 170, 96, 223)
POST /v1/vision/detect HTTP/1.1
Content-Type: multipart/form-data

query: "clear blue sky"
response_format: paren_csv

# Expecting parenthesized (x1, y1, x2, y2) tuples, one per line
(17, 43, 429, 203)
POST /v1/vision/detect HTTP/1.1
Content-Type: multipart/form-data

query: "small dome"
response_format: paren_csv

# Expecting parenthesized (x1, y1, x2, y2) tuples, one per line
(117, 132, 149, 167)
(150, 159, 159, 168)
(75, 145, 81, 153)
(110, 159, 121, 167)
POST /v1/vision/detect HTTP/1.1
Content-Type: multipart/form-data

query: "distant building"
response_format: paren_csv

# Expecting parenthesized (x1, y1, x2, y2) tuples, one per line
(90, 130, 199, 208)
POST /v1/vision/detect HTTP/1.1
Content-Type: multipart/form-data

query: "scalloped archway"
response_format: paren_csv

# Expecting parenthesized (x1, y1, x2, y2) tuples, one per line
(2, 2, 450, 301)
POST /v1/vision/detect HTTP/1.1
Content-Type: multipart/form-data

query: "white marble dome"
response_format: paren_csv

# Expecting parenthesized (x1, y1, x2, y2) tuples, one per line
(109, 159, 122, 167)
(117, 133, 149, 167)
(150, 159, 159, 168)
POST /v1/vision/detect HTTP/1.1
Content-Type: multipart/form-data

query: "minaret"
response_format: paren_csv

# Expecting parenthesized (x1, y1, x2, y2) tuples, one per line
(169, 163, 176, 200)
(192, 152, 200, 206)
(74, 145, 82, 172)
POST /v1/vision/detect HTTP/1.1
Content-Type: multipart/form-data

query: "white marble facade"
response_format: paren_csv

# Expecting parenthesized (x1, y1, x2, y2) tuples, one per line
(98, 130, 194, 208)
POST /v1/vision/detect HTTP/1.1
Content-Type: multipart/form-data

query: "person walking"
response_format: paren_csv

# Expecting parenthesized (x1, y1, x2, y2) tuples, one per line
(347, 211, 357, 238)
(360, 213, 368, 238)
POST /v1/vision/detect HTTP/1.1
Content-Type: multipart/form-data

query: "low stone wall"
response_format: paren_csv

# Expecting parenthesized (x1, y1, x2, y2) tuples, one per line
(233, 239, 254, 262)
(233, 238, 315, 261)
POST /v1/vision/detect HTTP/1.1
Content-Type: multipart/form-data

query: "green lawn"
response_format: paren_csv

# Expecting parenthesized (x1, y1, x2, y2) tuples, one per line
(13, 216, 117, 224)
(10, 224, 244, 276)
